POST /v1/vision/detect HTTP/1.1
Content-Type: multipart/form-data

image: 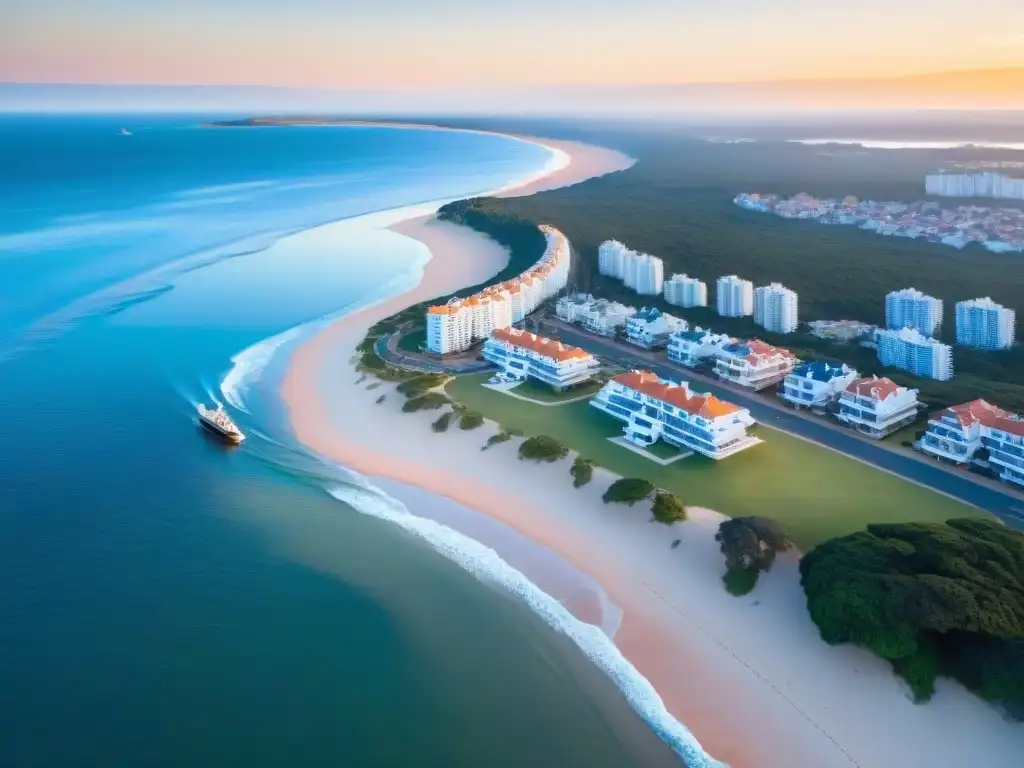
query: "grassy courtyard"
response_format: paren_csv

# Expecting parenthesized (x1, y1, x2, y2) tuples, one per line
(446, 373, 986, 550)
(506, 378, 605, 403)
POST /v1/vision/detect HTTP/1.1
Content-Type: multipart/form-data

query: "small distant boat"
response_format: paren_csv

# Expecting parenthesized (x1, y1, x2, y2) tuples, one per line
(120, 128, 132, 136)
(198, 403, 245, 443)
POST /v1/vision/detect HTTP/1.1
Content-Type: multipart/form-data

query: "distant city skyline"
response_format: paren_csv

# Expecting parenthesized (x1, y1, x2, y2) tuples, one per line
(3, 0, 1024, 89)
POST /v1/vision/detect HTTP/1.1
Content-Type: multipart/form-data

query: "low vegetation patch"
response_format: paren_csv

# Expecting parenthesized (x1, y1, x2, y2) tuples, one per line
(458, 410, 484, 430)
(715, 516, 792, 594)
(722, 567, 760, 596)
(570, 456, 594, 488)
(602, 478, 654, 505)
(800, 518, 1024, 714)
(432, 412, 453, 433)
(483, 431, 512, 450)
(518, 435, 568, 463)
(651, 491, 686, 524)
(397, 373, 449, 396)
(402, 392, 450, 413)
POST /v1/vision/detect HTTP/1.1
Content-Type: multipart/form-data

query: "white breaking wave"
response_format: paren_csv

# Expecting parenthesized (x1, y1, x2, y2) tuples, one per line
(329, 480, 728, 768)
(220, 324, 306, 414)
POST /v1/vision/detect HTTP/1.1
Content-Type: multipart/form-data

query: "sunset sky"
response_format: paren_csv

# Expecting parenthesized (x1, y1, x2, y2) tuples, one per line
(2, 0, 1024, 87)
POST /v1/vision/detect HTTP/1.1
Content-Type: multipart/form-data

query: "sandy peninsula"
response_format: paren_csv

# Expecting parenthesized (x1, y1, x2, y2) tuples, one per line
(207, 116, 636, 198)
(281, 132, 1024, 767)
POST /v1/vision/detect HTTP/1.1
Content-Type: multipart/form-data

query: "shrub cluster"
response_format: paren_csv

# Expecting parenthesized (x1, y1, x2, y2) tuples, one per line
(800, 518, 1024, 714)
(518, 435, 568, 463)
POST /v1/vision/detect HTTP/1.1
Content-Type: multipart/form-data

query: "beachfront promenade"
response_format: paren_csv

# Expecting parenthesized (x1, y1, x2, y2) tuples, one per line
(540, 318, 1024, 525)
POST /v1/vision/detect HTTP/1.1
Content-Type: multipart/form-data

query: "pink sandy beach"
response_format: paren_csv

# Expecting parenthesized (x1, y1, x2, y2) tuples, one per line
(281, 131, 1024, 767)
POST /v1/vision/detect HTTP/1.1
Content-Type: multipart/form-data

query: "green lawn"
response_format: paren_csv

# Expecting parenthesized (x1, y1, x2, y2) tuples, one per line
(397, 327, 426, 353)
(446, 374, 986, 550)
(508, 378, 605, 403)
(883, 421, 927, 447)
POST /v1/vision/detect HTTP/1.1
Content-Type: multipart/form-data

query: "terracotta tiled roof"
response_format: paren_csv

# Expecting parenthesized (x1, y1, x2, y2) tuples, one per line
(933, 399, 1024, 436)
(614, 371, 742, 419)
(747, 339, 796, 359)
(491, 328, 593, 362)
(845, 376, 903, 401)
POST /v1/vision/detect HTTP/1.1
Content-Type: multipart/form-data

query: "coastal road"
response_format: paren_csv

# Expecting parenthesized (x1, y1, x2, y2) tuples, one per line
(542, 320, 1024, 526)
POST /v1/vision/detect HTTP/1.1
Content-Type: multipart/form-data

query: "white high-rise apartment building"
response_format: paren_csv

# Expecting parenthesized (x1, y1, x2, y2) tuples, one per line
(877, 327, 954, 381)
(623, 253, 664, 295)
(955, 297, 1015, 350)
(598, 240, 629, 280)
(925, 171, 1024, 201)
(885, 287, 943, 337)
(597, 240, 664, 296)
(753, 283, 799, 333)
(427, 225, 570, 354)
(716, 275, 754, 318)
(664, 274, 708, 308)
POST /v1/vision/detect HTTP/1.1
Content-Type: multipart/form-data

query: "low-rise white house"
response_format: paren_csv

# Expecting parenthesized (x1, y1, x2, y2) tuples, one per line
(877, 327, 954, 381)
(713, 339, 799, 390)
(482, 328, 599, 390)
(920, 399, 1001, 464)
(581, 300, 637, 336)
(664, 274, 707, 308)
(920, 400, 1024, 487)
(666, 327, 734, 367)
(985, 414, 1024, 490)
(808, 319, 876, 342)
(624, 307, 688, 349)
(835, 376, 920, 438)
(591, 371, 760, 460)
(780, 361, 860, 409)
(555, 293, 596, 324)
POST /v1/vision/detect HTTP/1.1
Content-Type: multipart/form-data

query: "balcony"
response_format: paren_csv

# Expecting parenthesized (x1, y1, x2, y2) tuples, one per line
(989, 450, 1024, 471)
(920, 436, 972, 464)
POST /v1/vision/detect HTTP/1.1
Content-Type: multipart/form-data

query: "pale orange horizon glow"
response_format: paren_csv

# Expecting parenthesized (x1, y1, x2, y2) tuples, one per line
(2, 1, 1024, 91)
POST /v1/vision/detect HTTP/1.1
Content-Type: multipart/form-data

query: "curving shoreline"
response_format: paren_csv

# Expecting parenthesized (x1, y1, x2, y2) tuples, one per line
(279, 126, 1024, 767)
(205, 116, 636, 199)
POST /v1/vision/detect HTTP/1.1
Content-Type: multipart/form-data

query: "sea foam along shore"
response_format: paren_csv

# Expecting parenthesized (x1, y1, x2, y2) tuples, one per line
(279, 131, 1024, 768)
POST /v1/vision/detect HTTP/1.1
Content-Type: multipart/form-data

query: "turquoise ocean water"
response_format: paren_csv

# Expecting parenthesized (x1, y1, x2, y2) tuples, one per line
(0, 114, 716, 766)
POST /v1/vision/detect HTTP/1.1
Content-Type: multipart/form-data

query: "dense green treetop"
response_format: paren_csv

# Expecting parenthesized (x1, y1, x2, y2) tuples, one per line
(570, 456, 594, 488)
(602, 478, 655, 505)
(716, 517, 793, 574)
(518, 435, 568, 463)
(800, 518, 1024, 712)
(651, 491, 686, 524)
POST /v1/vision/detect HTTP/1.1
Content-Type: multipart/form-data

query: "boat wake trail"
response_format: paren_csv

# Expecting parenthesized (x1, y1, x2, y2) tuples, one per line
(220, 325, 306, 414)
(329, 479, 727, 768)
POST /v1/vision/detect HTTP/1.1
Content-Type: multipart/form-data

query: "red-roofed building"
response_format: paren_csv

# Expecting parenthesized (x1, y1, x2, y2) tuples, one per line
(482, 329, 599, 390)
(591, 370, 760, 460)
(836, 375, 920, 438)
(425, 225, 571, 354)
(921, 399, 1024, 487)
(713, 338, 800, 390)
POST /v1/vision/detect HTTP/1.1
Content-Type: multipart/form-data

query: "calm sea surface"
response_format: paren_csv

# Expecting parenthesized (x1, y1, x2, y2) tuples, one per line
(0, 115, 686, 766)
